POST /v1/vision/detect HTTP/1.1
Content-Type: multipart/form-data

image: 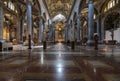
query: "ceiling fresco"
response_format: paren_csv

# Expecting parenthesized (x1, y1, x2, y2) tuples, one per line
(45, 0, 74, 19)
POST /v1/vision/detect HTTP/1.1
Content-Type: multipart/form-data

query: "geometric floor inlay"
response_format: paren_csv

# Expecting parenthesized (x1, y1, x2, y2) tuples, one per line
(9, 60, 26, 64)
(87, 61, 110, 68)
(37, 60, 75, 67)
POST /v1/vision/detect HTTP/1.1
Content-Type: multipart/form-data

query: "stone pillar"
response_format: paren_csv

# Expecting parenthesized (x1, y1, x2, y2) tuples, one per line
(67, 27, 69, 42)
(97, 15, 103, 43)
(32, 22, 34, 39)
(87, 1, 94, 45)
(27, 0, 32, 49)
(71, 21, 75, 49)
(43, 31, 46, 49)
(51, 26, 54, 41)
(20, 18, 24, 42)
(38, 18, 41, 43)
(39, 17, 43, 43)
(70, 22, 74, 42)
(53, 27, 55, 43)
(65, 27, 67, 42)
(77, 15, 81, 43)
(0, 4, 3, 40)
(72, 22, 75, 41)
(16, 18, 21, 43)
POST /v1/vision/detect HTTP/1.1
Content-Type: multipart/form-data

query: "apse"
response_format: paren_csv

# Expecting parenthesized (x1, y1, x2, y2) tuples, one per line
(52, 14, 66, 22)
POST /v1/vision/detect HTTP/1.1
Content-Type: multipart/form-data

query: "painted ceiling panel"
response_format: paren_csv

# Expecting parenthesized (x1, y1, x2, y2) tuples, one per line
(45, 0, 74, 18)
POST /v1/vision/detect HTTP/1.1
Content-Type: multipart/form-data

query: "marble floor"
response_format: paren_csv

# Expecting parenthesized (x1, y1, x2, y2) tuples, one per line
(0, 43, 120, 81)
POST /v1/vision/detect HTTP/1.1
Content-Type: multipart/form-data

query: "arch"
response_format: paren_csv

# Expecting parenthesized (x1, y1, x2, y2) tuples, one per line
(104, 12, 120, 30)
(34, 0, 41, 15)
(78, 1, 98, 15)
(102, 11, 120, 42)
(100, 0, 119, 13)
(52, 14, 66, 22)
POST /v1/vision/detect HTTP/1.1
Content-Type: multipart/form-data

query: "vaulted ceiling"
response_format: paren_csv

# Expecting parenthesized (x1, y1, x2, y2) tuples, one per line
(44, 0, 74, 18)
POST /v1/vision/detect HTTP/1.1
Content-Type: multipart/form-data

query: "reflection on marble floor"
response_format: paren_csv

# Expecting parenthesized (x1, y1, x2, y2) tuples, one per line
(37, 60, 75, 67)
(103, 74, 120, 81)
(10, 59, 26, 64)
(0, 43, 119, 81)
(87, 61, 111, 68)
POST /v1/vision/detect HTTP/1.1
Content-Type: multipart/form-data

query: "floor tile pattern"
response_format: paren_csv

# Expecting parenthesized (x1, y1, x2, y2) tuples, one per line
(0, 43, 119, 81)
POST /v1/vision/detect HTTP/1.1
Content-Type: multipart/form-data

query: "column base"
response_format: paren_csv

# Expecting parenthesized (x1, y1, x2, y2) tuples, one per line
(71, 41, 75, 50)
(43, 41, 47, 49)
(0, 42, 2, 51)
(28, 34, 32, 49)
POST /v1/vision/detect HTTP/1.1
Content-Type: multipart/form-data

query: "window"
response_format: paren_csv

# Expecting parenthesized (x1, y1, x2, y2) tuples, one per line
(8, 2, 15, 11)
(104, 0, 118, 12)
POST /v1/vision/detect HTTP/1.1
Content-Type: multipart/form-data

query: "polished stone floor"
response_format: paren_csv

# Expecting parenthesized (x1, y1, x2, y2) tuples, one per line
(0, 43, 120, 81)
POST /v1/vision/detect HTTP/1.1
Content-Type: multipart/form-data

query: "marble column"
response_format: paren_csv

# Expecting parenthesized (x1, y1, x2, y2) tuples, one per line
(27, 0, 32, 49)
(70, 21, 75, 49)
(87, 1, 94, 45)
(32, 21, 34, 39)
(0, 4, 3, 40)
(73, 22, 75, 41)
(65, 26, 68, 42)
(97, 15, 103, 43)
(77, 15, 81, 43)
(39, 17, 43, 43)
(70, 21, 75, 41)
(16, 18, 21, 43)
(20, 18, 24, 42)
(42, 20, 45, 41)
(53, 27, 55, 43)
(51, 26, 54, 41)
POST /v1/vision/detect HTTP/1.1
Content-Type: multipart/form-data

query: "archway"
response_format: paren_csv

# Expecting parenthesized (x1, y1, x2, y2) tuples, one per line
(52, 14, 66, 42)
(3, 1, 18, 42)
(104, 12, 120, 43)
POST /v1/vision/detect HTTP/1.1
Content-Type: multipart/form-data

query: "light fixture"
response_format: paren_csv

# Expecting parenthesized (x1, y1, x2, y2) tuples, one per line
(59, 28, 61, 31)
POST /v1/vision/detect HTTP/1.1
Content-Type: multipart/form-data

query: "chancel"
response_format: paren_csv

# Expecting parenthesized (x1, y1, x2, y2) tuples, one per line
(0, 0, 120, 81)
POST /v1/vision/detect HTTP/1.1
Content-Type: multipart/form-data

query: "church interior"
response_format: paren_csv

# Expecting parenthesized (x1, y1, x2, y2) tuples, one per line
(0, 0, 120, 81)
